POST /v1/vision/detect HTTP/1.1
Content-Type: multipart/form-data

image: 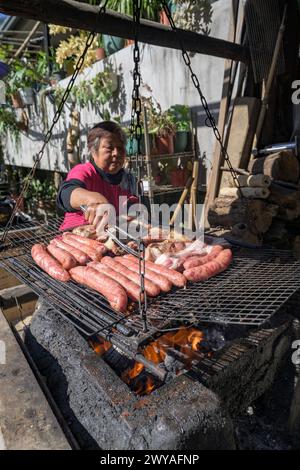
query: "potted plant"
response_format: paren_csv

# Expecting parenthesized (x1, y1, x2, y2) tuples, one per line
(6, 58, 40, 107)
(168, 104, 191, 153)
(124, 126, 146, 156)
(102, 34, 125, 56)
(52, 30, 98, 73)
(105, 1, 161, 49)
(145, 100, 176, 155)
(93, 34, 106, 61)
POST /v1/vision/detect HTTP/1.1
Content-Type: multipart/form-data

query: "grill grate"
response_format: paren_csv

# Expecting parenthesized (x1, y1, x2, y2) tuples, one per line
(1, 218, 300, 348)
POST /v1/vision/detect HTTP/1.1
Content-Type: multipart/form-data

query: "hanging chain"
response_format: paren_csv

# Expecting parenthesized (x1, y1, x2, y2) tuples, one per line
(130, 0, 148, 331)
(0, 0, 109, 244)
(161, 1, 260, 239)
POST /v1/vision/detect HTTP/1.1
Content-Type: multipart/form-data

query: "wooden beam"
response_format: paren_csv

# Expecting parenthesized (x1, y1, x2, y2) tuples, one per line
(0, 0, 250, 63)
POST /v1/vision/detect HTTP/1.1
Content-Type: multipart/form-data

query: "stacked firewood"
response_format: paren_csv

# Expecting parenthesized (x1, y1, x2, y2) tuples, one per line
(208, 150, 300, 254)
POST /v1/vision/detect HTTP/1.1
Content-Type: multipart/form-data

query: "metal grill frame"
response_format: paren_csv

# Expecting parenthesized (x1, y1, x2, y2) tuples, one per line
(1, 218, 300, 353)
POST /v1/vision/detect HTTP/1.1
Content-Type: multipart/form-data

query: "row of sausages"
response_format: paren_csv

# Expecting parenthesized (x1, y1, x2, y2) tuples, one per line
(31, 233, 107, 282)
(31, 232, 233, 313)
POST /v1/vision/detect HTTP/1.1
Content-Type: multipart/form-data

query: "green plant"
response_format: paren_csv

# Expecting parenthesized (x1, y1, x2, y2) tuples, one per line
(49, 27, 98, 71)
(7, 60, 37, 95)
(90, 71, 114, 106)
(72, 80, 93, 108)
(52, 68, 115, 111)
(35, 51, 50, 81)
(0, 107, 20, 142)
(168, 104, 191, 132)
(53, 85, 65, 107)
(142, 95, 176, 136)
(97, 34, 104, 48)
(106, 0, 160, 20)
(25, 177, 56, 201)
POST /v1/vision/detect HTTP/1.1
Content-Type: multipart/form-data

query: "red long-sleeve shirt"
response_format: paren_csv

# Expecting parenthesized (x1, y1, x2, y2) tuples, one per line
(58, 161, 138, 231)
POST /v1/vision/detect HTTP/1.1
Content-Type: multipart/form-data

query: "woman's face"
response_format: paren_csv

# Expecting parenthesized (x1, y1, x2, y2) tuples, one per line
(93, 133, 126, 174)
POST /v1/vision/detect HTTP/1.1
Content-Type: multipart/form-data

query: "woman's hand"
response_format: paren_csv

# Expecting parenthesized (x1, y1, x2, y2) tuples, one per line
(84, 202, 116, 237)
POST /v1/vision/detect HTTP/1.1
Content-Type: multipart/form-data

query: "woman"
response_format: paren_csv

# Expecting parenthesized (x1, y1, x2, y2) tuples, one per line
(57, 121, 138, 234)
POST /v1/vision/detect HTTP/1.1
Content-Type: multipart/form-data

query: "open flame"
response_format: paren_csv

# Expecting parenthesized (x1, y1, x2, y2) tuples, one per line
(90, 327, 208, 396)
(89, 337, 112, 356)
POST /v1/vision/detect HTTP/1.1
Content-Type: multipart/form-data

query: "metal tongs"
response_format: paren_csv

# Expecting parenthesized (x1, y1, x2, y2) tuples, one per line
(80, 204, 144, 258)
(80, 205, 148, 330)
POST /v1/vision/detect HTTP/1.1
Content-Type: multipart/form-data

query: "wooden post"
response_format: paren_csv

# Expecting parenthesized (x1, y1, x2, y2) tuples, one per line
(203, 0, 241, 227)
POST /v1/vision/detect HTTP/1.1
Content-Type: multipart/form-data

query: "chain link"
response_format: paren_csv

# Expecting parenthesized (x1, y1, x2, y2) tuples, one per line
(129, 0, 148, 331)
(161, 0, 260, 239)
(0, 0, 109, 244)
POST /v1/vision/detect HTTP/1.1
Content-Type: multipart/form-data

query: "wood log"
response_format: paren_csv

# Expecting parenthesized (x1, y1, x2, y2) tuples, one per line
(268, 183, 300, 221)
(263, 219, 289, 247)
(230, 223, 263, 246)
(237, 174, 271, 188)
(0, 0, 250, 62)
(219, 187, 270, 199)
(248, 150, 300, 183)
(207, 197, 278, 234)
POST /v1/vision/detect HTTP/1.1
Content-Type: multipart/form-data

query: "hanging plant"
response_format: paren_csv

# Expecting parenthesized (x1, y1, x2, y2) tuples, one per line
(54, 31, 99, 71)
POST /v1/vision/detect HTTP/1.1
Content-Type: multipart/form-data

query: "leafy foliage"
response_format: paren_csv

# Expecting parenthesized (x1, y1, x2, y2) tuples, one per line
(168, 104, 191, 132)
(0, 107, 20, 141)
(24, 177, 57, 201)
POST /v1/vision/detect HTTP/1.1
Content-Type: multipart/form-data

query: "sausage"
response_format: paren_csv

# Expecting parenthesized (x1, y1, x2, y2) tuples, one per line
(69, 265, 127, 312)
(51, 238, 89, 265)
(31, 244, 70, 282)
(46, 243, 77, 270)
(63, 232, 107, 255)
(101, 256, 160, 297)
(116, 256, 172, 293)
(89, 261, 143, 302)
(183, 245, 224, 270)
(183, 248, 233, 282)
(61, 233, 101, 261)
(124, 254, 187, 288)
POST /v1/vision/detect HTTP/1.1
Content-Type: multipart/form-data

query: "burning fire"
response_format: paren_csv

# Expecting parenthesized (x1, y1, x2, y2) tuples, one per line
(89, 336, 112, 356)
(90, 327, 208, 396)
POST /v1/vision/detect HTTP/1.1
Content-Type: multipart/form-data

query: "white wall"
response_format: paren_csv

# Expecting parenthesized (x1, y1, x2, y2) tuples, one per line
(4, 0, 231, 188)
